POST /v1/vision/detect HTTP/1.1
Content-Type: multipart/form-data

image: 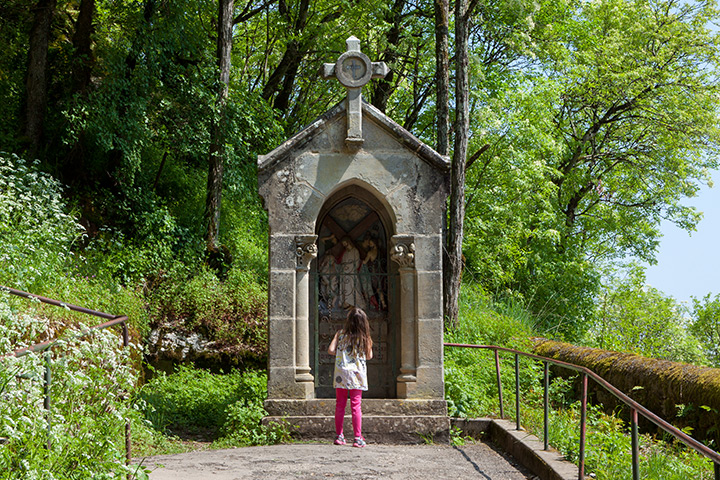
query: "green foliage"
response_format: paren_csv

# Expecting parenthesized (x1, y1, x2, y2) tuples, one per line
(448, 286, 717, 478)
(0, 293, 142, 479)
(139, 365, 242, 432)
(444, 284, 540, 418)
(138, 366, 289, 447)
(691, 293, 720, 367)
(461, 0, 720, 332)
(586, 266, 704, 363)
(147, 266, 268, 362)
(0, 154, 84, 291)
(522, 397, 715, 479)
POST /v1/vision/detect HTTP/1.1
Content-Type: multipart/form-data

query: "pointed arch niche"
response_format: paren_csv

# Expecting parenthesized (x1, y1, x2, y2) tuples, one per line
(311, 184, 401, 398)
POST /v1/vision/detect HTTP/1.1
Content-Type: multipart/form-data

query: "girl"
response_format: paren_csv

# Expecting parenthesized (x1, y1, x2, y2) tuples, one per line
(327, 307, 373, 447)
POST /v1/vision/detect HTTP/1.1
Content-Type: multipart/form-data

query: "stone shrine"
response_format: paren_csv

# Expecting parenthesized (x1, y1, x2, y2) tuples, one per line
(259, 37, 450, 441)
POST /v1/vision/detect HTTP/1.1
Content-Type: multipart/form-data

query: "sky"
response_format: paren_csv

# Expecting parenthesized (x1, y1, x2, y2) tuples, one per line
(643, 172, 720, 305)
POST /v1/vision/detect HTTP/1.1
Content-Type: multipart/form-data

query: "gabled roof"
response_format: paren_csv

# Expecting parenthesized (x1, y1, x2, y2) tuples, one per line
(257, 100, 450, 174)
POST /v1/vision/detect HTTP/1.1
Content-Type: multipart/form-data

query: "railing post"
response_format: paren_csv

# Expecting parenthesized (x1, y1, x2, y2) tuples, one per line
(494, 348, 504, 418)
(515, 353, 520, 430)
(544, 361, 549, 450)
(714, 461, 719, 480)
(579, 373, 588, 480)
(43, 351, 52, 450)
(122, 320, 131, 468)
(631, 408, 639, 480)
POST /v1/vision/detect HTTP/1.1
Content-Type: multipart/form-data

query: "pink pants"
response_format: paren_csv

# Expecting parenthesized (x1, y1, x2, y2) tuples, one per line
(335, 388, 363, 438)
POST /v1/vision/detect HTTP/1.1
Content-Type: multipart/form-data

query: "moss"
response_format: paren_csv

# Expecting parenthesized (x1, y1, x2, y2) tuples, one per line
(533, 339, 720, 445)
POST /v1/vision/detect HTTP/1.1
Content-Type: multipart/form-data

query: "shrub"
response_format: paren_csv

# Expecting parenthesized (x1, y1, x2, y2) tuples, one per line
(444, 283, 540, 418)
(0, 153, 84, 292)
(0, 292, 140, 479)
(138, 366, 289, 447)
(146, 265, 268, 365)
(138, 365, 241, 433)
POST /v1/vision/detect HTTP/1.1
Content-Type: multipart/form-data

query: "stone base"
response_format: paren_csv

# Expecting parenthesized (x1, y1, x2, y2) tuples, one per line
(263, 398, 449, 444)
(263, 415, 449, 444)
(265, 398, 447, 417)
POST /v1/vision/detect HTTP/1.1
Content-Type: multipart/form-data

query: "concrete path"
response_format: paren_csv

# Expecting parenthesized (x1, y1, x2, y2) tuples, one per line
(137, 442, 537, 480)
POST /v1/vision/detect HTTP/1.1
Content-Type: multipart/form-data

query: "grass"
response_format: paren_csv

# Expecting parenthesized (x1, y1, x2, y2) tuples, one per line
(446, 282, 718, 480)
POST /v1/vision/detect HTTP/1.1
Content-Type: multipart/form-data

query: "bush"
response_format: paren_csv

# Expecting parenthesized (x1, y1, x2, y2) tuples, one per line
(138, 366, 289, 447)
(139, 365, 242, 433)
(444, 283, 540, 418)
(146, 265, 268, 365)
(0, 292, 141, 479)
(0, 153, 84, 292)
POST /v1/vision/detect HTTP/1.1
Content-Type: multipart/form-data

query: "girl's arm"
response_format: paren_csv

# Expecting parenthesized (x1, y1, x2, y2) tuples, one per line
(366, 343, 374, 360)
(328, 331, 340, 355)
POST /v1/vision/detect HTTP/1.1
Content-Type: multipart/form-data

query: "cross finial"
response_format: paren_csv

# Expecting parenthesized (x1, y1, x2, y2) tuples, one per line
(322, 36, 390, 149)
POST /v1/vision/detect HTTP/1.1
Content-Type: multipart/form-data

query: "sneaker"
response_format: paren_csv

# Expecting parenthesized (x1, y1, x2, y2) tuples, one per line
(352, 437, 366, 448)
(334, 434, 346, 445)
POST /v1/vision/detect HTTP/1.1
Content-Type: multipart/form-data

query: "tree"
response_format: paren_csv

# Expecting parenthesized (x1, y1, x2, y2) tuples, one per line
(22, 0, 57, 159)
(444, 0, 548, 328)
(691, 293, 720, 367)
(205, 0, 235, 252)
(545, 0, 720, 263)
(434, 0, 449, 157)
(459, 0, 720, 332)
(445, 0, 480, 329)
(587, 266, 703, 363)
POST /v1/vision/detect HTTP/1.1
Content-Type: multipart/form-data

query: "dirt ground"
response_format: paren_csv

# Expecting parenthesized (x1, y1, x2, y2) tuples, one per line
(136, 441, 538, 480)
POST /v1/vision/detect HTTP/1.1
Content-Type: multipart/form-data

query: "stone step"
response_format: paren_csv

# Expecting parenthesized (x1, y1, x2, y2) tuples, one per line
(263, 414, 450, 444)
(264, 398, 448, 417)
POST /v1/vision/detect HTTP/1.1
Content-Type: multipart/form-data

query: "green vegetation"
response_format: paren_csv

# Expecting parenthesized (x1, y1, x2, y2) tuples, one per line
(138, 366, 290, 450)
(0, 294, 140, 479)
(2, 0, 720, 478)
(446, 284, 718, 479)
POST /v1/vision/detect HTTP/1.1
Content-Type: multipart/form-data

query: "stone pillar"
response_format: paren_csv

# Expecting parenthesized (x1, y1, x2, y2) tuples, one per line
(295, 235, 317, 395)
(391, 235, 417, 398)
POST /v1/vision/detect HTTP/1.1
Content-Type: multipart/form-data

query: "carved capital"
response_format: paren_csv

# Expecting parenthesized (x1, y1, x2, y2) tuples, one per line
(391, 235, 415, 269)
(295, 235, 318, 270)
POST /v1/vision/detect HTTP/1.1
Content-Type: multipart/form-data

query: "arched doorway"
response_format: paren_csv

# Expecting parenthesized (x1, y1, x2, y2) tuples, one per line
(311, 188, 398, 398)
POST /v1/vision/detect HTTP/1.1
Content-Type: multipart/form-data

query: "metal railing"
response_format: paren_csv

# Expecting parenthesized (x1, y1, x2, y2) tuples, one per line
(3, 285, 132, 466)
(445, 343, 720, 480)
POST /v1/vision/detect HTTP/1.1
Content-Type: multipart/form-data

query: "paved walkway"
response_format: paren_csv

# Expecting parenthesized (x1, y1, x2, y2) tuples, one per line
(137, 442, 537, 480)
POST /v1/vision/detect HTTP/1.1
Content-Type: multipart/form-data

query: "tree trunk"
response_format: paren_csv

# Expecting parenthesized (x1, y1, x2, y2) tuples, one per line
(370, 0, 405, 113)
(444, 0, 472, 330)
(260, 0, 309, 111)
(23, 0, 57, 159)
(434, 0, 450, 157)
(205, 0, 234, 251)
(71, 0, 95, 95)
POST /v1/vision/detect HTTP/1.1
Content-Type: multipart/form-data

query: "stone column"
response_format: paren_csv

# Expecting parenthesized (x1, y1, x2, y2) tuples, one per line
(391, 235, 417, 397)
(295, 235, 317, 393)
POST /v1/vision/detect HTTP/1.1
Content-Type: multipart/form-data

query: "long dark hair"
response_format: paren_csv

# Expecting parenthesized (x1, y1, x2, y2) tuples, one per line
(341, 307, 373, 358)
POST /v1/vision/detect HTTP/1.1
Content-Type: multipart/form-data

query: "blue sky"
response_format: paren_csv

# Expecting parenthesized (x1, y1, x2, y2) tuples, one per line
(643, 172, 720, 305)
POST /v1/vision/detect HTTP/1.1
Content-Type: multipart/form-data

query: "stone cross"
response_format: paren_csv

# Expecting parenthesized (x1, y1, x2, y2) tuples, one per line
(322, 36, 390, 148)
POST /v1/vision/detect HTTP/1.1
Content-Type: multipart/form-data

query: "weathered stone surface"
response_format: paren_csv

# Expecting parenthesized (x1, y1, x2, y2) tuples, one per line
(416, 272, 443, 319)
(265, 399, 447, 417)
(145, 325, 263, 372)
(263, 415, 450, 444)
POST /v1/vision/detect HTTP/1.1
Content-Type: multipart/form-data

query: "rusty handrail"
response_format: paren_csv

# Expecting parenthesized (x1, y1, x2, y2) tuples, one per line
(2, 285, 132, 468)
(445, 342, 720, 480)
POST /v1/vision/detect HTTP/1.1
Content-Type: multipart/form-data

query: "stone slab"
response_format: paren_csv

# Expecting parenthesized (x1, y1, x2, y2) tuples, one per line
(265, 398, 448, 416)
(263, 415, 450, 444)
(451, 417, 579, 480)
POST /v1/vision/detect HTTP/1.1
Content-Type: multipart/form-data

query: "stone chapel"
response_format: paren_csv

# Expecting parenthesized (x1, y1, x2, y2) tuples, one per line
(259, 37, 450, 441)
